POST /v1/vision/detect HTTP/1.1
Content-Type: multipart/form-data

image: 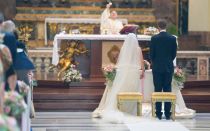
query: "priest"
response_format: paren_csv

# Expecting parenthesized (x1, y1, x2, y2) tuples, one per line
(100, 3, 123, 35)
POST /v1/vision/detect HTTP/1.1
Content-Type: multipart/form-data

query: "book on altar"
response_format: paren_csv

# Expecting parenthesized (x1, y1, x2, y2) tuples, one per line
(120, 24, 139, 34)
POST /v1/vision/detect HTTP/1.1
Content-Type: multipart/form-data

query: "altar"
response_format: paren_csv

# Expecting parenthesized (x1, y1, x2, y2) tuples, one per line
(52, 34, 151, 78)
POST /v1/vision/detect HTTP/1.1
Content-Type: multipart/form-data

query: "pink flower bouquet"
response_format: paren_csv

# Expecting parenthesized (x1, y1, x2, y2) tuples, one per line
(174, 67, 185, 83)
(0, 114, 20, 131)
(4, 91, 27, 118)
(173, 67, 186, 89)
(102, 64, 116, 87)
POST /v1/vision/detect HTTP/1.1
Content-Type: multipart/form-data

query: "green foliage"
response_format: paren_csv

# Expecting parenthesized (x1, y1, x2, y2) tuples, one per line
(167, 24, 178, 36)
(104, 69, 116, 82)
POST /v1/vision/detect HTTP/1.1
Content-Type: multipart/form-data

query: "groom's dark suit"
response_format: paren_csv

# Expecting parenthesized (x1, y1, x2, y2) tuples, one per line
(150, 31, 177, 118)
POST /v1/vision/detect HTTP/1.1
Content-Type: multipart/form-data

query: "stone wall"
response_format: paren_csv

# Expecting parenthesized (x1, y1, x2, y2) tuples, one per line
(152, 0, 177, 24)
(0, 0, 16, 20)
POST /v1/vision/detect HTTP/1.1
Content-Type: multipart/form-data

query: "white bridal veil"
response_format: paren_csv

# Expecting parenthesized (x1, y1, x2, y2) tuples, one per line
(92, 33, 142, 123)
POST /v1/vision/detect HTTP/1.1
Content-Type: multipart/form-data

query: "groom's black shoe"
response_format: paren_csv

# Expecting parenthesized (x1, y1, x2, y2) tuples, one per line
(156, 112, 163, 120)
(165, 112, 171, 120)
(165, 116, 171, 120)
(156, 115, 162, 120)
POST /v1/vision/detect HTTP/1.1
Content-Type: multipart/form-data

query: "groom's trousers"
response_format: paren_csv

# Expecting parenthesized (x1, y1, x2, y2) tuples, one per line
(152, 71, 173, 117)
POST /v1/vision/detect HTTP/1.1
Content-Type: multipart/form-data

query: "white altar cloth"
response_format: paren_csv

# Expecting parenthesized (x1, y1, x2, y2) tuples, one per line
(52, 34, 151, 65)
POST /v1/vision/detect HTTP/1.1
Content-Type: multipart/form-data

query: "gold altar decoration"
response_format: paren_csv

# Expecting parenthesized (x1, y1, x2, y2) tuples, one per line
(117, 92, 143, 116)
(107, 45, 120, 64)
(50, 40, 88, 77)
(48, 23, 96, 36)
(18, 25, 33, 42)
(151, 92, 176, 121)
(48, 23, 58, 34)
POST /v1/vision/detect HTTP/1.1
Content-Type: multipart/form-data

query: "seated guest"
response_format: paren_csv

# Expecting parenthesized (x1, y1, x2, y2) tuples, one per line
(0, 16, 17, 91)
(0, 44, 17, 91)
(56, 0, 71, 7)
(39, 0, 52, 7)
(119, 0, 133, 8)
(2, 20, 17, 64)
(14, 31, 35, 85)
(0, 56, 3, 113)
(3, 20, 35, 86)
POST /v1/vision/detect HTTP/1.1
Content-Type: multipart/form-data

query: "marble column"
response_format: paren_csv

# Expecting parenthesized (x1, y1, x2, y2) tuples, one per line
(188, 0, 210, 47)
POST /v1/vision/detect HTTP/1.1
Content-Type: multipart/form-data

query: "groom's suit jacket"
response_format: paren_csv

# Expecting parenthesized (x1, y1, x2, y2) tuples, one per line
(150, 31, 177, 73)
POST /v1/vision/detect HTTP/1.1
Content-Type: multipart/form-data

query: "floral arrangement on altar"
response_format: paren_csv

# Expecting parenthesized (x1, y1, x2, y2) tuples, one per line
(0, 114, 20, 131)
(173, 67, 186, 89)
(102, 64, 116, 87)
(144, 27, 159, 35)
(4, 91, 27, 118)
(62, 64, 82, 83)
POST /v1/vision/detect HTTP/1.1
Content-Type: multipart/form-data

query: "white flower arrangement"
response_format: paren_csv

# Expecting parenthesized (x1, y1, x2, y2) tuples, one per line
(62, 64, 82, 83)
(144, 26, 159, 35)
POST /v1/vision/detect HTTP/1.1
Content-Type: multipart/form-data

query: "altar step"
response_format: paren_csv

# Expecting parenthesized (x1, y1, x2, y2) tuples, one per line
(33, 79, 210, 112)
(34, 100, 99, 111)
(182, 81, 210, 113)
(33, 79, 105, 111)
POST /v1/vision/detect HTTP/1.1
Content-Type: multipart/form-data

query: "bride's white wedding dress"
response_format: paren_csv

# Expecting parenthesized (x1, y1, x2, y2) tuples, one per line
(92, 34, 195, 123)
(92, 33, 142, 123)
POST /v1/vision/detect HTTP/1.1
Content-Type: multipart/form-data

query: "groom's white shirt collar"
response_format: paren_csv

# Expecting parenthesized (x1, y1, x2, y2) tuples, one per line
(160, 29, 166, 32)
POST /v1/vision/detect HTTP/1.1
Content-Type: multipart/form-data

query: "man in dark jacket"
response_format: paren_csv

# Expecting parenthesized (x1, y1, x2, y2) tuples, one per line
(150, 19, 177, 120)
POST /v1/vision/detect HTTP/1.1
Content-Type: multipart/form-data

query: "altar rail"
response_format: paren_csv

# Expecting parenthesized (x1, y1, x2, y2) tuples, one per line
(28, 50, 210, 80)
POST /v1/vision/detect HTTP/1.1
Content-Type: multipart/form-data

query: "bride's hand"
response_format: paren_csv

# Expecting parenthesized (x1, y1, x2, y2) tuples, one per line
(140, 71, 144, 79)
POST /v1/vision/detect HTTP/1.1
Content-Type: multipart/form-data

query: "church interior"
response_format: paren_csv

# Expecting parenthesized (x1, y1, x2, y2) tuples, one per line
(0, 0, 210, 131)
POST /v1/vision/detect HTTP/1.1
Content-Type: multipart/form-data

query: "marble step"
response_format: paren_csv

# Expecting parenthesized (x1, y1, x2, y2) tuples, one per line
(37, 79, 105, 88)
(31, 112, 210, 131)
(34, 101, 98, 111)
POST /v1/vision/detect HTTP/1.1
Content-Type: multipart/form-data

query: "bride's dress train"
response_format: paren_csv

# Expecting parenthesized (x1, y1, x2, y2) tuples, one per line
(93, 73, 195, 123)
(92, 67, 141, 123)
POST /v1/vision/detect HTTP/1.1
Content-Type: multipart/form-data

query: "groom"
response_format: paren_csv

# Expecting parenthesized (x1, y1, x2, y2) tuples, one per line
(150, 19, 177, 120)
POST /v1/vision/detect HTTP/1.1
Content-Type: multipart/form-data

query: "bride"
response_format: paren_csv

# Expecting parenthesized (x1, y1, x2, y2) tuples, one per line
(92, 33, 145, 123)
